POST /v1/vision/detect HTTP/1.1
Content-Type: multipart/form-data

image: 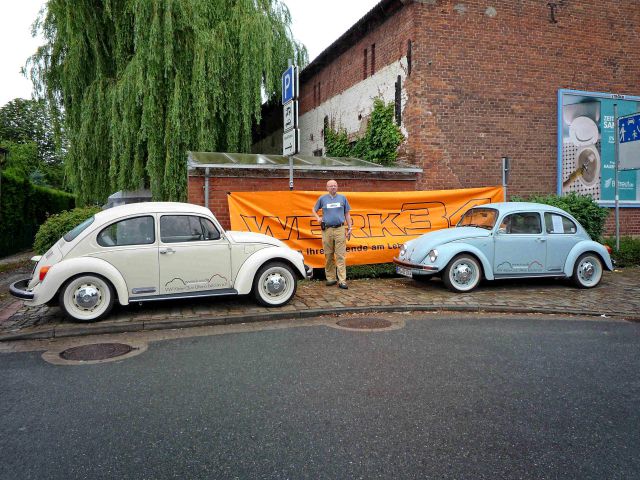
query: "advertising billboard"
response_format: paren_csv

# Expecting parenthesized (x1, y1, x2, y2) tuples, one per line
(557, 89, 640, 206)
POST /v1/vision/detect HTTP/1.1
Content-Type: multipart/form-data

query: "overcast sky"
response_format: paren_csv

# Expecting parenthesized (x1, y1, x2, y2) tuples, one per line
(0, 0, 380, 108)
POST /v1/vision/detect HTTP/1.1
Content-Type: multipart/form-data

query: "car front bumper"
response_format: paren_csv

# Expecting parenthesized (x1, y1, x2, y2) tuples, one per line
(9, 278, 35, 300)
(392, 257, 439, 278)
(304, 264, 313, 279)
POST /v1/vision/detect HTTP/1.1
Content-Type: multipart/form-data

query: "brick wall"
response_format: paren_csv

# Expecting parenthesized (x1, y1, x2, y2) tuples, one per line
(293, 0, 640, 235)
(188, 169, 419, 229)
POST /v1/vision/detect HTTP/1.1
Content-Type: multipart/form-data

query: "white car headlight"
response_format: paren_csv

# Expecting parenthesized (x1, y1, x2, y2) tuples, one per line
(428, 249, 438, 263)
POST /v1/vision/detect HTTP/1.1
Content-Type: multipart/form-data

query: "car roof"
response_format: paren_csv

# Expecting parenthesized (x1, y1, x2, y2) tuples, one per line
(473, 202, 568, 215)
(94, 202, 213, 223)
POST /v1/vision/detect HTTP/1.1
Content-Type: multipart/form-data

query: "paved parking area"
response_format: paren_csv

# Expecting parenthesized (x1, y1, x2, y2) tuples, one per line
(1, 267, 638, 341)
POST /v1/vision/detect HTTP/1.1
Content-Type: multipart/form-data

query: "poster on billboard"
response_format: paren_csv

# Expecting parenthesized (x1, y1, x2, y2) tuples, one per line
(557, 89, 640, 206)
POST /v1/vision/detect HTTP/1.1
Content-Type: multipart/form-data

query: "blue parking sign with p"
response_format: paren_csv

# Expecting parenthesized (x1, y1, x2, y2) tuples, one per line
(282, 65, 298, 105)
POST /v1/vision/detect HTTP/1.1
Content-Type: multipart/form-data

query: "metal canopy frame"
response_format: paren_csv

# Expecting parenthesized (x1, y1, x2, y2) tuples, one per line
(187, 151, 422, 174)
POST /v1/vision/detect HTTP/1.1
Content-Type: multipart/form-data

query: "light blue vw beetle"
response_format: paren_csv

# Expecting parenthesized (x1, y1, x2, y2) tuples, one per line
(393, 202, 613, 292)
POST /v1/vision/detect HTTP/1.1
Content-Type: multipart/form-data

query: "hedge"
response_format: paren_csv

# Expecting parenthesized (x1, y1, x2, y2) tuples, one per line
(0, 170, 75, 257)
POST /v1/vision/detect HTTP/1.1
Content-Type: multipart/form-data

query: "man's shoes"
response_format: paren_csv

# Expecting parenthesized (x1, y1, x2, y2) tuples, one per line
(326, 280, 337, 286)
(338, 282, 348, 289)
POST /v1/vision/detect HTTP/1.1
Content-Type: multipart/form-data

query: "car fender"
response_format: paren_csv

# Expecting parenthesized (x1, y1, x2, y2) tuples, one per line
(563, 241, 614, 276)
(234, 247, 306, 295)
(30, 257, 129, 306)
(436, 243, 495, 280)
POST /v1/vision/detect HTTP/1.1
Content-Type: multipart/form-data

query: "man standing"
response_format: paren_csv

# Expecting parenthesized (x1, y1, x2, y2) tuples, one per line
(312, 179, 353, 289)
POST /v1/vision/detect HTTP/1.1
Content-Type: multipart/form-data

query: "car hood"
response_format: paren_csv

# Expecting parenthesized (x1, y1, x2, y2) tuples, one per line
(226, 231, 286, 248)
(404, 227, 491, 263)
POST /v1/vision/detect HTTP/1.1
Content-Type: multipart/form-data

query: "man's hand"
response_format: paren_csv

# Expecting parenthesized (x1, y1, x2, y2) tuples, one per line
(346, 227, 352, 240)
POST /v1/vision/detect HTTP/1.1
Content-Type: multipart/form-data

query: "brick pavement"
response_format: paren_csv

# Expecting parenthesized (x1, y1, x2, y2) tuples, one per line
(1, 268, 638, 341)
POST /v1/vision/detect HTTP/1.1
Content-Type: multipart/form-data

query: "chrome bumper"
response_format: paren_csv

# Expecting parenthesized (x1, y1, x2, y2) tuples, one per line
(9, 278, 34, 300)
(304, 264, 314, 279)
(392, 258, 438, 271)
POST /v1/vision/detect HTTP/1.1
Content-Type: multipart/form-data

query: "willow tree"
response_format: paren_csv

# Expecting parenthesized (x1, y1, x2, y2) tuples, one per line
(28, 0, 306, 204)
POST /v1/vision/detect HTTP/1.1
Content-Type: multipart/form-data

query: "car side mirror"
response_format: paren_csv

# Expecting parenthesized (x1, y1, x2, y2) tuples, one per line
(497, 227, 507, 234)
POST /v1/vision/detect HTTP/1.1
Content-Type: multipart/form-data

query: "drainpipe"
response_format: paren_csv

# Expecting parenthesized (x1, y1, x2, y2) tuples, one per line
(204, 167, 210, 209)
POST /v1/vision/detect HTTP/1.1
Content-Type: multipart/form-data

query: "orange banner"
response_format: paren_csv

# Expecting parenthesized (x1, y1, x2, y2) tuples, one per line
(228, 187, 504, 268)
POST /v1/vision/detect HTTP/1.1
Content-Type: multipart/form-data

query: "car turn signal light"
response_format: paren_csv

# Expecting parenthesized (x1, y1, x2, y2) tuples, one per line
(604, 244, 613, 254)
(39, 266, 51, 281)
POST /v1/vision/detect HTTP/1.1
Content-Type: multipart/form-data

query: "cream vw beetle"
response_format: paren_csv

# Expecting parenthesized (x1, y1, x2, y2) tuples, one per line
(10, 202, 312, 321)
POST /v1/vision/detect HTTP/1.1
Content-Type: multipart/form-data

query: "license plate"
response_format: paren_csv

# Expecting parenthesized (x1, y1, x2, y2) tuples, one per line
(396, 266, 413, 278)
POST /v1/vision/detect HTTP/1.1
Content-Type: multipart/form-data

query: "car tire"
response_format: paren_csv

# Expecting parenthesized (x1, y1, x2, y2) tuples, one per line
(59, 275, 115, 322)
(442, 254, 482, 293)
(572, 253, 603, 288)
(252, 261, 298, 307)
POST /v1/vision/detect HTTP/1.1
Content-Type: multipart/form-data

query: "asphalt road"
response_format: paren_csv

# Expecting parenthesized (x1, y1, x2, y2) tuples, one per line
(1, 314, 639, 479)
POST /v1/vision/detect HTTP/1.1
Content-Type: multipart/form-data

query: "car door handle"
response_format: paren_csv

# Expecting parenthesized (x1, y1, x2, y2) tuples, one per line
(535, 238, 546, 242)
(160, 248, 176, 254)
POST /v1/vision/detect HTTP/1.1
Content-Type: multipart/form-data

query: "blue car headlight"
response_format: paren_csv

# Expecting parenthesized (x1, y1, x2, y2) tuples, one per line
(399, 244, 407, 257)
(427, 249, 438, 263)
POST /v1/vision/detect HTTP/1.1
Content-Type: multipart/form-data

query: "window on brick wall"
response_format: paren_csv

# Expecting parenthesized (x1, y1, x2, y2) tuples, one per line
(318, 81, 321, 105)
(363, 48, 368, 79)
(407, 40, 412, 75)
(313, 84, 317, 106)
(371, 43, 376, 76)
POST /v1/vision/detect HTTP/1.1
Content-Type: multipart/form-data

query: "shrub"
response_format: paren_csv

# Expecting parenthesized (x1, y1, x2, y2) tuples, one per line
(33, 206, 102, 254)
(512, 192, 609, 241)
(0, 170, 75, 256)
(603, 236, 640, 268)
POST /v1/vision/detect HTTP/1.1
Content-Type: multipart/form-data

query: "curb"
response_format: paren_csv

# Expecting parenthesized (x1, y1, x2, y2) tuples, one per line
(1, 304, 638, 342)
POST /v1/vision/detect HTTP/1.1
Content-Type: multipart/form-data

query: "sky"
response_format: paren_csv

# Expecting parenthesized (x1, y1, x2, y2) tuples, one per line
(0, 0, 380, 108)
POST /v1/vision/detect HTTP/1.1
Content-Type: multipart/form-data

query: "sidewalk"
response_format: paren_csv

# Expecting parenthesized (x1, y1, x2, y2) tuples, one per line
(1, 267, 639, 341)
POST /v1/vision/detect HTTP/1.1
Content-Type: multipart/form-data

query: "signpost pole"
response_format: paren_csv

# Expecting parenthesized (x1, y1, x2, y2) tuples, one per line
(282, 59, 298, 191)
(614, 104, 620, 252)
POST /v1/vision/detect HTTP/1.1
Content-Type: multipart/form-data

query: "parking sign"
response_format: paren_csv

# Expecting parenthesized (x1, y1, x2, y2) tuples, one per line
(282, 65, 298, 105)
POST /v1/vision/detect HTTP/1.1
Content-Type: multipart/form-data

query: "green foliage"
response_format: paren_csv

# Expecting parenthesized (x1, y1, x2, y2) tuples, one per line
(28, 0, 307, 205)
(0, 98, 65, 189)
(323, 127, 351, 158)
(512, 192, 609, 241)
(603, 237, 640, 267)
(0, 170, 75, 256)
(346, 262, 398, 279)
(33, 206, 101, 255)
(323, 99, 403, 165)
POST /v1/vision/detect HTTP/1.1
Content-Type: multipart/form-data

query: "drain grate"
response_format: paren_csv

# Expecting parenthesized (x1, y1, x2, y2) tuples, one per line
(60, 343, 134, 361)
(336, 317, 393, 329)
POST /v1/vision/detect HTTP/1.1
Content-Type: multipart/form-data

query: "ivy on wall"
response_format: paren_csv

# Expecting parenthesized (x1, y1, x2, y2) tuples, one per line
(324, 99, 403, 166)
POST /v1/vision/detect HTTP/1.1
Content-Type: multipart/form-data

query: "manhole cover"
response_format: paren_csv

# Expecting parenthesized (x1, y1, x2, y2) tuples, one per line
(60, 343, 134, 361)
(336, 317, 393, 329)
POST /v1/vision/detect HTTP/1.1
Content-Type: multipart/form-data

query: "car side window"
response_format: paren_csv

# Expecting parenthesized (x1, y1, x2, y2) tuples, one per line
(161, 215, 220, 243)
(544, 213, 577, 234)
(200, 218, 221, 240)
(500, 212, 542, 234)
(97, 216, 155, 247)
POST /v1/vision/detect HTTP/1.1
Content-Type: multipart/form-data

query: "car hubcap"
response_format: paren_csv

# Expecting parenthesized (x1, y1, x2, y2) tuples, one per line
(453, 263, 473, 285)
(74, 285, 101, 310)
(264, 272, 286, 296)
(580, 260, 595, 281)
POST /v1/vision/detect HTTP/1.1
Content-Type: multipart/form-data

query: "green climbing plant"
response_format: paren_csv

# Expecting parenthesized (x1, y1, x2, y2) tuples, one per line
(324, 98, 403, 165)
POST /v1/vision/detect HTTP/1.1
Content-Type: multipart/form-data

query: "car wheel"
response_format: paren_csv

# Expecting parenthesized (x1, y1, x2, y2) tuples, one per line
(442, 254, 482, 293)
(59, 275, 115, 321)
(572, 253, 603, 288)
(252, 262, 298, 307)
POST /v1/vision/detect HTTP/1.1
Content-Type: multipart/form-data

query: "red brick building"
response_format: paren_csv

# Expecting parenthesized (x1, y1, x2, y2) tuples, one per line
(252, 0, 640, 235)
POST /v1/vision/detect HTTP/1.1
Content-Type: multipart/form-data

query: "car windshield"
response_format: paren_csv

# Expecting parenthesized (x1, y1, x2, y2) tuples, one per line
(457, 208, 497, 230)
(63, 216, 95, 242)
